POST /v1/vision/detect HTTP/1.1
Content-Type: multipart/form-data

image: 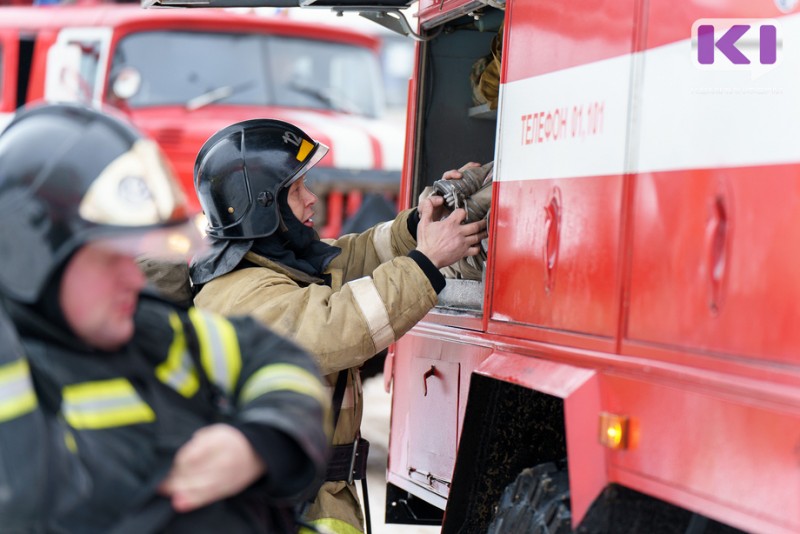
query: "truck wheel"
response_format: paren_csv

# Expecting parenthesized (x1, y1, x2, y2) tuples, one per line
(487, 462, 572, 534)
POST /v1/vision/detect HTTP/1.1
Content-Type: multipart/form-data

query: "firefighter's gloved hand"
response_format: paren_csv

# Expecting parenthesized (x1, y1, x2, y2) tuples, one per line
(433, 162, 493, 280)
(158, 423, 266, 512)
(440, 225, 489, 281)
(416, 196, 488, 269)
(443, 161, 482, 181)
(432, 161, 494, 223)
(418, 162, 482, 219)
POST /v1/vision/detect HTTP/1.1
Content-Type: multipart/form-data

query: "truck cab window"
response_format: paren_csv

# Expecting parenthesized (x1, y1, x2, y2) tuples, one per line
(268, 36, 383, 118)
(110, 31, 383, 118)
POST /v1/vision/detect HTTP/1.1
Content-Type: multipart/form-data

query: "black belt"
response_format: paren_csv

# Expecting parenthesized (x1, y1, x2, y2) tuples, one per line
(326, 371, 372, 534)
(325, 437, 370, 483)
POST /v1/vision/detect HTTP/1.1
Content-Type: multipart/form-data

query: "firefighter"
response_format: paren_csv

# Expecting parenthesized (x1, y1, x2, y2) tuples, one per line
(187, 118, 488, 534)
(0, 103, 330, 533)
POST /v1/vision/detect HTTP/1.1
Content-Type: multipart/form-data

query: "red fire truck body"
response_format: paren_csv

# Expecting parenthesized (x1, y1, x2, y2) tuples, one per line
(148, 0, 800, 530)
(0, 5, 402, 234)
(377, 0, 800, 532)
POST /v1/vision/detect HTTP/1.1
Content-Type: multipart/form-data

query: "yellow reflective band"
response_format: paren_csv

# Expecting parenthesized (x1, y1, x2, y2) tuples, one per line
(189, 308, 241, 395)
(64, 428, 78, 454)
(240, 363, 328, 407)
(301, 518, 363, 534)
(241, 363, 330, 436)
(62, 378, 155, 429)
(156, 313, 200, 398)
(0, 359, 38, 422)
(296, 139, 314, 162)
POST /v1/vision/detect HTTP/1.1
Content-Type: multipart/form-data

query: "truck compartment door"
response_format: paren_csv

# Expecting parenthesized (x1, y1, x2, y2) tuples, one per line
(487, 0, 638, 349)
(625, 1, 800, 364)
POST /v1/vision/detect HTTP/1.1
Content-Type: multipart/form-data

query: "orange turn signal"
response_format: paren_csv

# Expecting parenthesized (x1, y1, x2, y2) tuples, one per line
(598, 412, 630, 450)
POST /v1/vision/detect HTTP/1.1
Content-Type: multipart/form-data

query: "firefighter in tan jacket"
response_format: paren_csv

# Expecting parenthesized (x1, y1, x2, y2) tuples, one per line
(188, 119, 488, 534)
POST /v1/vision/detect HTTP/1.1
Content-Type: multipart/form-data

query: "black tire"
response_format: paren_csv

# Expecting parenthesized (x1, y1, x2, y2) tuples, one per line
(487, 462, 572, 534)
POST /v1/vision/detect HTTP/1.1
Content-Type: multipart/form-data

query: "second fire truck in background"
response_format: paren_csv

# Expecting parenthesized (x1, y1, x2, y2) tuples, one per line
(0, 3, 405, 235)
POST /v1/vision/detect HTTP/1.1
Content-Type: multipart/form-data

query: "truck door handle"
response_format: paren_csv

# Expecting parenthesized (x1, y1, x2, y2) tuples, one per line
(422, 365, 436, 396)
(543, 188, 562, 295)
(706, 194, 730, 315)
(408, 466, 451, 488)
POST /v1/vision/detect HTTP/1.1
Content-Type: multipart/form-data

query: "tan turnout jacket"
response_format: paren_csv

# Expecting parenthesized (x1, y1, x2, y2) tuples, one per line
(194, 208, 439, 533)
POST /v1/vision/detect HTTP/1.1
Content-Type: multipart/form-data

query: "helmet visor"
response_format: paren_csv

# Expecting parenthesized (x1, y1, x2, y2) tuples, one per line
(76, 138, 204, 260)
(79, 139, 189, 227)
(282, 141, 329, 189)
(90, 220, 207, 261)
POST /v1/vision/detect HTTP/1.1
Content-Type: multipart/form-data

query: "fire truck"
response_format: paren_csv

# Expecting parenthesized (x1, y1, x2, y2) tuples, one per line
(0, 4, 403, 236)
(146, 0, 800, 532)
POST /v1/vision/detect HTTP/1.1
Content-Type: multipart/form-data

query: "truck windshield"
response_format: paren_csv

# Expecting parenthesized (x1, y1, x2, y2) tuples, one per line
(110, 30, 384, 117)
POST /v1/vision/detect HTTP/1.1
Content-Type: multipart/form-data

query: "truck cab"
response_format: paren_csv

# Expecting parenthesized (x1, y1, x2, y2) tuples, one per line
(0, 4, 403, 234)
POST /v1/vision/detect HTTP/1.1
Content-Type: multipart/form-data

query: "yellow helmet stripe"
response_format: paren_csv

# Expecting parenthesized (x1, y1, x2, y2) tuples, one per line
(296, 139, 314, 161)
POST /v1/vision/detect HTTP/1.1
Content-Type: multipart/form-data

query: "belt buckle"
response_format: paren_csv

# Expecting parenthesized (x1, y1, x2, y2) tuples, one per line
(347, 438, 359, 485)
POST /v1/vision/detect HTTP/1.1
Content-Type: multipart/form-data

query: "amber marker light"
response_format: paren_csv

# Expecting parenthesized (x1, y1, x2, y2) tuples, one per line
(598, 412, 630, 450)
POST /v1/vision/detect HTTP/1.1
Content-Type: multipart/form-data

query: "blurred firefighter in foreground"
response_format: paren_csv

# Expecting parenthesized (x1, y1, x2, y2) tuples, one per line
(184, 119, 488, 534)
(0, 103, 329, 533)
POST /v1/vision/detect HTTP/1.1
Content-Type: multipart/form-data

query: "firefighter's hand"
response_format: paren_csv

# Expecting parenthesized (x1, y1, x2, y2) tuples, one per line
(440, 161, 481, 181)
(416, 196, 488, 268)
(419, 163, 483, 215)
(158, 423, 266, 512)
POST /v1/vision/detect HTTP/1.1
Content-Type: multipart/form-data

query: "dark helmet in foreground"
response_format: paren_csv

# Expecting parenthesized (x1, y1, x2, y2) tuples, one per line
(0, 102, 198, 303)
(194, 119, 329, 240)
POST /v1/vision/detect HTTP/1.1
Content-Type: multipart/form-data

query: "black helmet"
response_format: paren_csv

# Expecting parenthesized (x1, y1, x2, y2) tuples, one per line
(194, 119, 328, 240)
(0, 102, 196, 303)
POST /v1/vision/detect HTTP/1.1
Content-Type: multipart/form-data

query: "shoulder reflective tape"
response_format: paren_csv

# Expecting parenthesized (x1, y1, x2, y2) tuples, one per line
(0, 359, 37, 422)
(156, 313, 200, 398)
(188, 308, 241, 396)
(240, 363, 329, 411)
(348, 276, 395, 352)
(371, 220, 395, 264)
(62, 378, 155, 429)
